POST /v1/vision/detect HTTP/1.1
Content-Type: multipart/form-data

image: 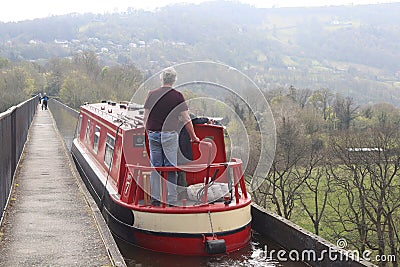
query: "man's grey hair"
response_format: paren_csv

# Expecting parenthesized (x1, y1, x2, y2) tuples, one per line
(160, 67, 177, 85)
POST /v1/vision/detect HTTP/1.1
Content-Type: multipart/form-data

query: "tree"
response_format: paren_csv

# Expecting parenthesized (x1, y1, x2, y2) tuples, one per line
(298, 139, 330, 235)
(44, 58, 69, 96)
(326, 131, 374, 253)
(288, 85, 312, 109)
(0, 63, 42, 111)
(73, 51, 101, 79)
(99, 64, 143, 101)
(59, 71, 94, 108)
(256, 115, 310, 219)
(308, 88, 334, 121)
(333, 96, 359, 130)
(326, 125, 400, 266)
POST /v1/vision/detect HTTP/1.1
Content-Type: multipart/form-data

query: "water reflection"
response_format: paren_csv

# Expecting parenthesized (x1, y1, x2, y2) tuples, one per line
(116, 231, 307, 267)
(49, 100, 79, 150)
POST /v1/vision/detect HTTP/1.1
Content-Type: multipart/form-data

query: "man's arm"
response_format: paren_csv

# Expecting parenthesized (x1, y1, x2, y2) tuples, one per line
(181, 110, 200, 142)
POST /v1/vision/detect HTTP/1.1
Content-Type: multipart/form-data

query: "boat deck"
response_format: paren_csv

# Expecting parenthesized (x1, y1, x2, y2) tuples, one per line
(0, 107, 124, 266)
(134, 196, 235, 208)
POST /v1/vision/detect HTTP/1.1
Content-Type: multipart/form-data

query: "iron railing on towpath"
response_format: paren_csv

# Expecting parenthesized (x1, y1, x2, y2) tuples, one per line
(0, 96, 38, 225)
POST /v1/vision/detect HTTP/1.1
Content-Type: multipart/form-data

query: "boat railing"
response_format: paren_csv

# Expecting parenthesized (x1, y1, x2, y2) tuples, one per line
(124, 161, 248, 208)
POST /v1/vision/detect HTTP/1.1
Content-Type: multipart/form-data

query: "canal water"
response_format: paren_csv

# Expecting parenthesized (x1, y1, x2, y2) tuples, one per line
(50, 100, 307, 267)
(116, 231, 307, 267)
(49, 99, 79, 150)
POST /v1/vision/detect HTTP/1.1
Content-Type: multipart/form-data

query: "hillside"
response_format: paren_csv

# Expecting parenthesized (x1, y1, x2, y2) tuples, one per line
(0, 1, 399, 106)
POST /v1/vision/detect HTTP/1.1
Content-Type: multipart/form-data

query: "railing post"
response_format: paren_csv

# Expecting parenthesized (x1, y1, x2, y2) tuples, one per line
(233, 166, 240, 204)
(10, 109, 16, 179)
(142, 172, 151, 205)
(238, 164, 248, 199)
(161, 171, 167, 208)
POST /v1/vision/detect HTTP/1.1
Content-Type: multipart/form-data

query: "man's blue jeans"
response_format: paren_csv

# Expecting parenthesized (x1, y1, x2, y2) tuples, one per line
(148, 131, 178, 204)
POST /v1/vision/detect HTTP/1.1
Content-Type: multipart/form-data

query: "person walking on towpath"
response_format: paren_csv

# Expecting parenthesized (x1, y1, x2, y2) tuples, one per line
(41, 93, 49, 110)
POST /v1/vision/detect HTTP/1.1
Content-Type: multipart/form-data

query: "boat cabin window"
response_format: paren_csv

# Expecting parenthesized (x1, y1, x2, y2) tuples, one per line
(93, 126, 101, 154)
(85, 119, 91, 144)
(76, 115, 82, 138)
(104, 134, 115, 168)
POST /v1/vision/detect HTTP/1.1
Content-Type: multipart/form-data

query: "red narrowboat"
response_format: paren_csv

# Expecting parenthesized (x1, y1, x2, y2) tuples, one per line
(71, 101, 251, 255)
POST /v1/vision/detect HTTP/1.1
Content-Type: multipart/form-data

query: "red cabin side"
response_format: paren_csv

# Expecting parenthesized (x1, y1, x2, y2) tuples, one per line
(77, 106, 125, 189)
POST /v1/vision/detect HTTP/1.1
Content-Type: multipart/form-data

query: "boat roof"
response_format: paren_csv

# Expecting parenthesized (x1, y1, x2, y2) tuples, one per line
(80, 101, 144, 131)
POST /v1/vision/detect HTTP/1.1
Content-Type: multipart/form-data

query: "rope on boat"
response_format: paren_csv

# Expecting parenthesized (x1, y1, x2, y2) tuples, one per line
(208, 210, 215, 238)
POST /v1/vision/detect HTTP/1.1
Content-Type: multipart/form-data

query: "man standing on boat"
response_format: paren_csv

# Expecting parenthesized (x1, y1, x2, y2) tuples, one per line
(144, 67, 200, 206)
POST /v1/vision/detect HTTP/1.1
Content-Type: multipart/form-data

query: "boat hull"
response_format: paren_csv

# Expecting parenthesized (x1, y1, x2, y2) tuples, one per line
(71, 139, 251, 255)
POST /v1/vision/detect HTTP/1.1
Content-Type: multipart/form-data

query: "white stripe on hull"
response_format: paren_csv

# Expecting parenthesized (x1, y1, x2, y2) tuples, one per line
(133, 204, 251, 234)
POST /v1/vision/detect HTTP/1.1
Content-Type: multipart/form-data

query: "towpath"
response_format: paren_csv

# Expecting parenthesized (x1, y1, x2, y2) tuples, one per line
(0, 107, 125, 266)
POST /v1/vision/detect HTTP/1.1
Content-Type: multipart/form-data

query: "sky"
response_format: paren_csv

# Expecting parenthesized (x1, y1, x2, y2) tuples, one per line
(0, 0, 397, 22)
